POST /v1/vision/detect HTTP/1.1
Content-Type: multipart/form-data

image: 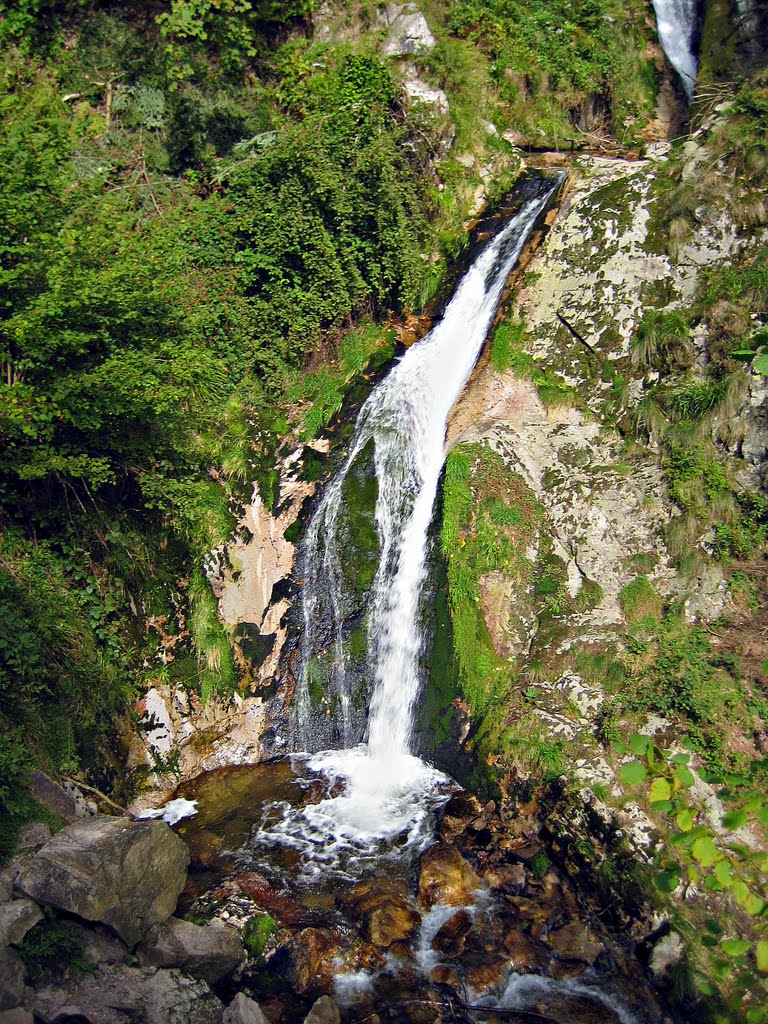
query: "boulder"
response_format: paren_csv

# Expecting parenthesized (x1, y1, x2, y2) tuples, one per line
(0, 1009, 34, 1023)
(15, 816, 189, 946)
(417, 843, 481, 908)
(233, 873, 309, 926)
(431, 909, 472, 957)
(28, 771, 80, 824)
(483, 863, 527, 895)
(0, 899, 42, 946)
(504, 927, 547, 973)
(0, 947, 24, 1011)
(17, 823, 52, 852)
(222, 992, 270, 1024)
(282, 927, 385, 996)
(381, 3, 435, 57)
(139, 916, 244, 984)
(548, 921, 605, 965)
(365, 897, 421, 948)
(28, 965, 223, 1024)
(304, 995, 341, 1024)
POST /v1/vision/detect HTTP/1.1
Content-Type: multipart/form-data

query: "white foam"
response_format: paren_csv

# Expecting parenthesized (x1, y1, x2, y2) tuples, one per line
(138, 797, 198, 826)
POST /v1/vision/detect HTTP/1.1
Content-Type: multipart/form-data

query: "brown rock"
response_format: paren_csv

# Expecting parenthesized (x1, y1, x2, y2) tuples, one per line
(430, 965, 461, 989)
(431, 909, 472, 957)
(284, 928, 385, 997)
(548, 921, 605, 965)
(365, 897, 421, 947)
(465, 957, 507, 993)
(15, 817, 189, 947)
(483, 863, 526, 895)
(508, 841, 544, 863)
(418, 843, 481, 908)
(139, 916, 244, 984)
(234, 872, 309, 926)
(304, 995, 341, 1024)
(504, 927, 547, 973)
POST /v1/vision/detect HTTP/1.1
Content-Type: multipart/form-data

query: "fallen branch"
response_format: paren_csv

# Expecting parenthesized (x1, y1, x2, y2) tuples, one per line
(556, 312, 598, 357)
(62, 777, 137, 819)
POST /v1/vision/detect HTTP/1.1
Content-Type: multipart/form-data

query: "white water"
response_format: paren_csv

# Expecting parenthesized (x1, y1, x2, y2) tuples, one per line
(652, 0, 699, 98)
(494, 973, 640, 1024)
(260, 181, 557, 879)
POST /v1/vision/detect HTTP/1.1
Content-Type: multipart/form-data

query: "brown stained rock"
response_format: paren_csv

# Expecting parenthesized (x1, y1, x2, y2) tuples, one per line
(365, 897, 421, 948)
(439, 792, 483, 838)
(483, 863, 527, 895)
(504, 927, 548, 973)
(417, 843, 481, 908)
(15, 817, 189, 947)
(430, 965, 461, 990)
(431, 909, 472, 958)
(139, 916, 244, 984)
(234, 873, 309, 926)
(508, 841, 544, 863)
(465, 956, 507, 994)
(303, 995, 341, 1024)
(548, 921, 605, 965)
(0, 899, 42, 947)
(284, 927, 385, 997)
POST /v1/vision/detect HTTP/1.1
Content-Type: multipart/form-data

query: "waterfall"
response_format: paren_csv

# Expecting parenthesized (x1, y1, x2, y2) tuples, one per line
(258, 175, 558, 879)
(652, 0, 700, 99)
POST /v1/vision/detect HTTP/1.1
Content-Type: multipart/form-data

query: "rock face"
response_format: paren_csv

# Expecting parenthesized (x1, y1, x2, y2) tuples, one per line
(304, 995, 341, 1024)
(15, 817, 189, 946)
(0, 946, 25, 1011)
(418, 843, 482, 908)
(282, 927, 385, 996)
(29, 965, 223, 1024)
(139, 916, 244, 984)
(380, 3, 435, 57)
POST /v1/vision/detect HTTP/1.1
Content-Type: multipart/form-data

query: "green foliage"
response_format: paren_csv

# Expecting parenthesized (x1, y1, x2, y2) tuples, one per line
(614, 736, 768, 1018)
(242, 913, 279, 958)
(631, 309, 691, 371)
(18, 909, 92, 981)
(619, 575, 661, 624)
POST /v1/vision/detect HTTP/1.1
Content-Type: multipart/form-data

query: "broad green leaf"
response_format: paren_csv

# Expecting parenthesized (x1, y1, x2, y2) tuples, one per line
(676, 809, 694, 832)
(714, 860, 733, 887)
(654, 868, 680, 894)
(619, 760, 647, 785)
(670, 752, 690, 765)
(628, 733, 650, 756)
(722, 808, 748, 830)
(753, 352, 768, 375)
(649, 777, 672, 803)
(721, 938, 751, 957)
(757, 940, 768, 974)
(692, 836, 718, 868)
(733, 881, 765, 915)
(675, 764, 696, 788)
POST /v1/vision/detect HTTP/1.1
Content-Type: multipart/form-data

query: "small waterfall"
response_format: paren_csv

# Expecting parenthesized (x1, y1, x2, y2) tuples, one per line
(261, 175, 558, 878)
(652, 0, 700, 99)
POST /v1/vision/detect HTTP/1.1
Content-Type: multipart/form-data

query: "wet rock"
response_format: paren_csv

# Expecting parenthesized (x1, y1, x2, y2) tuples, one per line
(504, 927, 548, 973)
(431, 909, 472, 957)
(234, 873, 309, 927)
(15, 817, 189, 946)
(0, 947, 24, 1011)
(303, 995, 341, 1024)
(430, 965, 461, 990)
(282, 927, 385, 997)
(483, 863, 527, 895)
(464, 956, 507, 994)
(222, 992, 270, 1024)
(439, 793, 483, 838)
(0, 898, 42, 946)
(548, 921, 605, 965)
(366, 897, 421, 948)
(417, 843, 481, 908)
(138, 916, 244, 984)
(507, 841, 544, 863)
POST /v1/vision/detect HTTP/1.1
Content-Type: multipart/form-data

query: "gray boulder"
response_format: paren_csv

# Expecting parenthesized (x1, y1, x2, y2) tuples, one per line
(15, 816, 189, 946)
(28, 771, 80, 824)
(0, 1009, 34, 1023)
(139, 916, 244, 985)
(0, 899, 42, 946)
(0, 947, 24, 1011)
(304, 996, 341, 1024)
(381, 3, 435, 56)
(222, 993, 270, 1024)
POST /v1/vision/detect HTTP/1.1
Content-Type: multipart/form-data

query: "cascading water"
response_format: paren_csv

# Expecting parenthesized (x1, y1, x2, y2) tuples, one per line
(652, 0, 700, 99)
(251, 175, 559, 880)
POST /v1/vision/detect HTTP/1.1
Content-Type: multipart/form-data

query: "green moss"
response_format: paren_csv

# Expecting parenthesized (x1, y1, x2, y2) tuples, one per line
(243, 914, 279, 959)
(619, 575, 661, 624)
(338, 440, 380, 607)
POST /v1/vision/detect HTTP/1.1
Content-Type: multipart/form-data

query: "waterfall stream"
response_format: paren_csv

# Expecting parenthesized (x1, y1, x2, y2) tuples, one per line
(253, 175, 559, 880)
(652, 0, 700, 98)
